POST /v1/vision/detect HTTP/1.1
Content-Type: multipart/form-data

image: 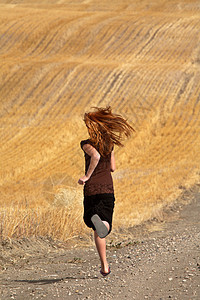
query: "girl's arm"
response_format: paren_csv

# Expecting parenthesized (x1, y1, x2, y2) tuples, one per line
(78, 144, 100, 185)
(110, 150, 116, 172)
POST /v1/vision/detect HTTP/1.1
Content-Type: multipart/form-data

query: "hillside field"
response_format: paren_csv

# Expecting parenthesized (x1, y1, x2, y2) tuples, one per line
(0, 0, 200, 243)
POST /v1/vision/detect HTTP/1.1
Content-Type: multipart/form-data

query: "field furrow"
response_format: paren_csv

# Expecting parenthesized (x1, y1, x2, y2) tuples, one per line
(0, 0, 200, 240)
(0, 20, 24, 51)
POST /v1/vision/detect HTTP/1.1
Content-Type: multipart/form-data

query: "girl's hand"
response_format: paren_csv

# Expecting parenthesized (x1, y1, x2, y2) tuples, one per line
(78, 175, 89, 185)
(78, 143, 100, 185)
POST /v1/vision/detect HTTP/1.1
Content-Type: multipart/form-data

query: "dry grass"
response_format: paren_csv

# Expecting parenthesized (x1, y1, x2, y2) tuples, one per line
(0, 0, 200, 243)
(0, 187, 87, 242)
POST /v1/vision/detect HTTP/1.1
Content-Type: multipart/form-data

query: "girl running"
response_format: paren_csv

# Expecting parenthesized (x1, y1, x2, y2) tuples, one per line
(78, 106, 134, 276)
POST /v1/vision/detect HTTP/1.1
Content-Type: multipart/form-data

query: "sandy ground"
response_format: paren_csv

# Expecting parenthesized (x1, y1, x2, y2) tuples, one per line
(0, 186, 199, 300)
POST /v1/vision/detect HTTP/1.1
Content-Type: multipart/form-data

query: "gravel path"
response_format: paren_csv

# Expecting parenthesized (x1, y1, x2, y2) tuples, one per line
(1, 187, 199, 300)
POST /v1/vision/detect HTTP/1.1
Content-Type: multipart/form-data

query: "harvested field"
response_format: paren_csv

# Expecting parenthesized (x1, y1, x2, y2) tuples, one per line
(0, 0, 200, 243)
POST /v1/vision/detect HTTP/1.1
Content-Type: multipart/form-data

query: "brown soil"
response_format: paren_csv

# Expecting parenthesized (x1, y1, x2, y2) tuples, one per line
(0, 185, 200, 300)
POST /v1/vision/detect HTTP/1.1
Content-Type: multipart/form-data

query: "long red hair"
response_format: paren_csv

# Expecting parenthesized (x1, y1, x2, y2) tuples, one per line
(84, 106, 135, 157)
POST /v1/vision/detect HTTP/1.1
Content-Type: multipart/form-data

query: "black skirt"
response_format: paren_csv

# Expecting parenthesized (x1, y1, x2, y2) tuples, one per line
(83, 193, 115, 234)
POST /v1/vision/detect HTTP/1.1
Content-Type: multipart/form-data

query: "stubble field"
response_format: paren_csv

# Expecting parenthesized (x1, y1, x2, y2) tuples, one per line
(0, 0, 200, 244)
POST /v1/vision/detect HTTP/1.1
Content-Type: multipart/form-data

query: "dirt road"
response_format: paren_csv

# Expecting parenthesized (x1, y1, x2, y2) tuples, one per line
(1, 186, 199, 299)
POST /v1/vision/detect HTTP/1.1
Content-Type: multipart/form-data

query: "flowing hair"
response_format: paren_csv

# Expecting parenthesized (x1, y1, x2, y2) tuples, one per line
(84, 106, 135, 157)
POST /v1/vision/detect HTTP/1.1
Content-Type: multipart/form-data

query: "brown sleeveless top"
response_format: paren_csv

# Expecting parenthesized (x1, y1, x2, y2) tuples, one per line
(80, 139, 114, 197)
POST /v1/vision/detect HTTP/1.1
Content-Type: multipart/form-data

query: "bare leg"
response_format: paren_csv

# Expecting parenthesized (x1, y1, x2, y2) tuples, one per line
(94, 221, 110, 273)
